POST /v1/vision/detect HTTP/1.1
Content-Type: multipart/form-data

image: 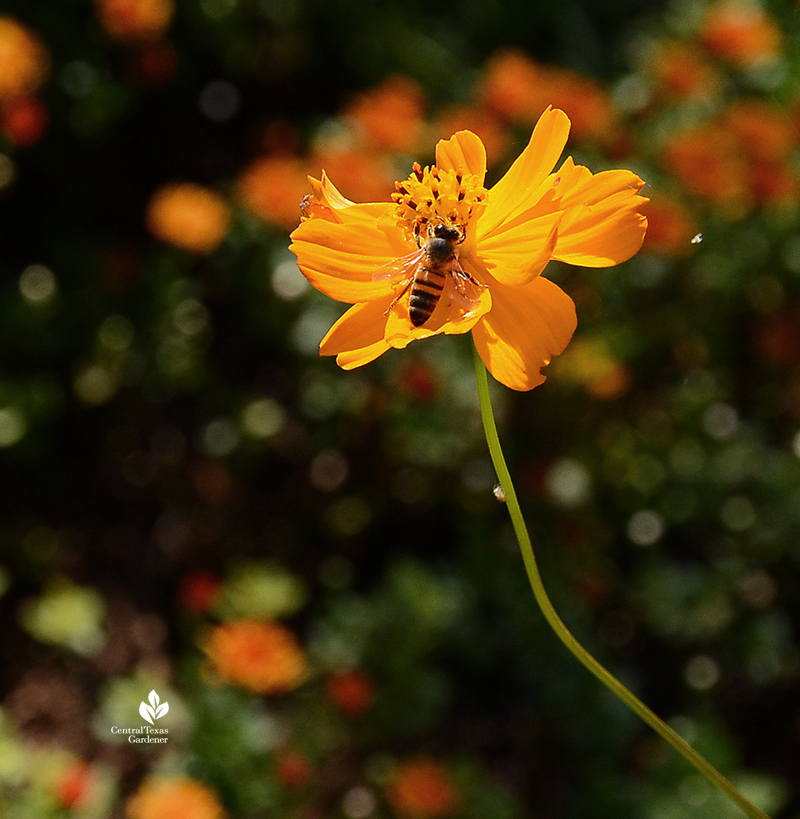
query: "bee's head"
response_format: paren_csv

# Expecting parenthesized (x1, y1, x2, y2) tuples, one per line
(429, 222, 464, 243)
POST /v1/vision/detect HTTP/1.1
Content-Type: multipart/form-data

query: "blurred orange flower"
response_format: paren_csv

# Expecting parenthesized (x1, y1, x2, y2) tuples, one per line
(641, 195, 698, 257)
(201, 619, 309, 694)
(723, 99, 797, 164)
(480, 50, 616, 143)
(554, 337, 631, 400)
(0, 17, 49, 100)
(146, 182, 231, 254)
(700, 0, 781, 65)
(238, 154, 312, 231)
(178, 569, 222, 614)
(276, 747, 313, 788)
(0, 95, 48, 145)
(345, 76, 426, 153)
(435, 104, 511, 165)
(309, 146, 396, 205)
(662, 123, 751, 214)
(55, 759, 94, 810)
(290, 107, 647, 391)
(536, 65, 616, 144)
(646, 41, 722, 101)
(480, 49, 541, 122)
(386, 757, 461, 818)
(95, 0, 174, 42)
(326, 668, 375, 716)
(663, 101, 800, 213)
(126, 777, 226, 819)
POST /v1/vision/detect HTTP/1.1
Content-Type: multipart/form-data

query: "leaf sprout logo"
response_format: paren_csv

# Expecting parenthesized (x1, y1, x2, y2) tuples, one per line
(139, 689, 169, 725)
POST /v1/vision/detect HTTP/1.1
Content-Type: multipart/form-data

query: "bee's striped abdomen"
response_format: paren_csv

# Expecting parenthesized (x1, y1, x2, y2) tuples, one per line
(408, 263, 446, 327)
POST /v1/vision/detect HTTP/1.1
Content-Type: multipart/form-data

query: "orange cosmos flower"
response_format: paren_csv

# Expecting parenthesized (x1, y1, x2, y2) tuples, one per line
(700, 1, 781, 66)
(0, 17, 49, 100)
(290, 107, 648, 391)
(238, 153, 313, 231)
(146, 182, 231, 254)
(201, 619, 309, 694)
(646, 41, 722, 102)
(385, 757, 461, 818)
(95, 0, 174, 42)
(641, 195, 698, 257)
(126, 777, 226, 819)
(345, 75, 426, 154)
(326, 668, 375, 716)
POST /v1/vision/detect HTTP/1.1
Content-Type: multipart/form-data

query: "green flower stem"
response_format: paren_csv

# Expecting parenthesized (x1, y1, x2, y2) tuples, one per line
(472, 346, 770, 819)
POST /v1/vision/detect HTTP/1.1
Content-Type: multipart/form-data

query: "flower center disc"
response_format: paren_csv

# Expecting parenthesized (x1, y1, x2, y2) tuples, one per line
(392, 162, 486, 242)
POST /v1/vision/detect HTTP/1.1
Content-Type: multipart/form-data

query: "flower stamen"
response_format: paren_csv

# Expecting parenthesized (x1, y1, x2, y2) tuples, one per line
(391, 163, 487, 242)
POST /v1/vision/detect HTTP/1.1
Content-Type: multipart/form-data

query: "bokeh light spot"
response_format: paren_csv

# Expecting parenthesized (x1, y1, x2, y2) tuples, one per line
(73, 365, 116, 405)
(98, 314, 135, 350)
(545, 458, 592, 507)
(326, 496, 371, 537)
(173, 298, 209, 335)
(342, 786, 377, 819)
(60, 60, 98, 97)
(0, 153, 15, 189)
(683, 655, 720, 691)
(272, 259, 310, 300)
(627, 509, 665, 546)
(199, 79, 240, 122)
(240, 398, 286, 438)
(703, 402, 739, 440)
(720, 494, 756, 531)
(200, 417, 240, 457)
(310, 449, 349, 492)
(19, 264, 57, 305)
(0, 407, 26, 447)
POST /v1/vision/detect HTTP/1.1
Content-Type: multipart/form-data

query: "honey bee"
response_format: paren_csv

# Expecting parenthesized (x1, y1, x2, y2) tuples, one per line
(373, 222, 485, 327)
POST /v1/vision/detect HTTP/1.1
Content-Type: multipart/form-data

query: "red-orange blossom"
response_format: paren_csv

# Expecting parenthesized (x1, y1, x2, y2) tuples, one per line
(290, 107, 648, 391)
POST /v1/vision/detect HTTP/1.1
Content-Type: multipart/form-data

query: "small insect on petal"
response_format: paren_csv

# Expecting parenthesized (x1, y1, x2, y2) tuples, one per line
(691, 232, 703, 244)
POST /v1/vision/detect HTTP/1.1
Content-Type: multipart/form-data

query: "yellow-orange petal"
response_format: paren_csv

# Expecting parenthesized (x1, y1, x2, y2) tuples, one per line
(290, 214, 410, 303)
(479, 107, 571, 237)
(309, 171, 355, 210)
(473, 275, 576, 391)
(434, 130, 487, 182)
(336, 340, 391, 369)
(553, 189, 648, 267)
(469, 211, 561, 286)
(320, 299, 392, 355)
(318, 300, 393, 369)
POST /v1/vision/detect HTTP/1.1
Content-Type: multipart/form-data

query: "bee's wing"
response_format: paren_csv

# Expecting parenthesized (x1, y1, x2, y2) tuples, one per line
(372, 249, 424, 284)
(450, 263, 487, 314)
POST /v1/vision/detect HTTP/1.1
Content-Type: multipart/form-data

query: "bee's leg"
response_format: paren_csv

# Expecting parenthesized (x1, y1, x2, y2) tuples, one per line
(384, 280, 413, 316)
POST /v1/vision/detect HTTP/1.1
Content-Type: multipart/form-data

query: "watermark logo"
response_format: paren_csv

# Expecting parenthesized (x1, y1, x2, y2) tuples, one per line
(110, 688, 170, 744)
(139, 689, 169, 725)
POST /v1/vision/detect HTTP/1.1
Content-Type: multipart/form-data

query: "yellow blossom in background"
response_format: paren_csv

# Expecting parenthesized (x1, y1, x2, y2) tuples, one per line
(201, 619, 309, 694)
(385, 757, 461, 818)
(146, 182, 231, 254)
(95, 0, 174, 42)
(290, 107, 648, 391)
(0, 17, 49, 100)
(126, 777, 226, 819)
